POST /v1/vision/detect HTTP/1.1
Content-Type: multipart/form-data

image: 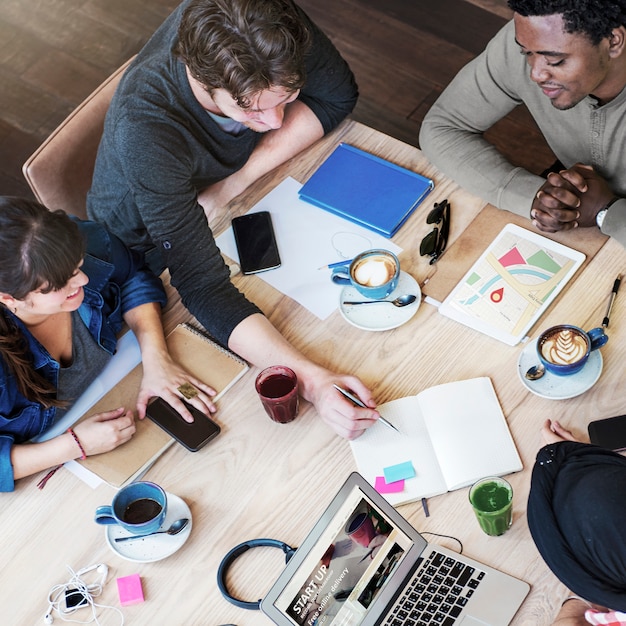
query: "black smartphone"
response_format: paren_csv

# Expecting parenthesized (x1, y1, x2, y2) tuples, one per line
(65, 587, 89, 610)
(231, 211, 281, 274)
(146, 397, 220, 452)
(588, 414, 626, 451)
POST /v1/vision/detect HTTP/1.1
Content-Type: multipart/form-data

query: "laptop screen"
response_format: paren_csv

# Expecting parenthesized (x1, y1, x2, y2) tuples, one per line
(263, 473, 530, 626)
(269, 482, 418, 626)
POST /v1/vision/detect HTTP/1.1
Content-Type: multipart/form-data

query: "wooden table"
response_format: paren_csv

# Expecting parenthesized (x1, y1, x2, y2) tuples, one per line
(3, 120, 625, 625)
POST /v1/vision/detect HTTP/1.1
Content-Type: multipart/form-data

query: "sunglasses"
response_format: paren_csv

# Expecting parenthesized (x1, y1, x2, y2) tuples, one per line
(419, 199, 450, 265)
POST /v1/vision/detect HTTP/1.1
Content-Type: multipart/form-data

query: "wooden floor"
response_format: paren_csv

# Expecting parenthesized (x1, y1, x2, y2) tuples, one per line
(0, 0, 554, 199)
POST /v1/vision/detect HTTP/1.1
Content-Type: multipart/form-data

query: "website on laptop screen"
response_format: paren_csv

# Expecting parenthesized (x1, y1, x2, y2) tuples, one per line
(273, 485, 414, 626)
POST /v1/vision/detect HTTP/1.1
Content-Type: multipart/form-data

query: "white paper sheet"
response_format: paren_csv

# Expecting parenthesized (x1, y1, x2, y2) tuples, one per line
(216, 177, 402, 320)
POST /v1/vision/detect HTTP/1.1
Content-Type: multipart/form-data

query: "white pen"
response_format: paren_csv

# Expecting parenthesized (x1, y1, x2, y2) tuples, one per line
(332, 384, 400, 433)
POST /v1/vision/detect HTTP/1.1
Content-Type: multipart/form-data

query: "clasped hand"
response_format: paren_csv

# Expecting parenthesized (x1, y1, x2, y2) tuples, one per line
(531, 163, 614, 232)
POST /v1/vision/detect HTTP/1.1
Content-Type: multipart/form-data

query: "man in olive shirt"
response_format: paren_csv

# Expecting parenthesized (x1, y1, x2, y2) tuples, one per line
(419, 0, 626, 246)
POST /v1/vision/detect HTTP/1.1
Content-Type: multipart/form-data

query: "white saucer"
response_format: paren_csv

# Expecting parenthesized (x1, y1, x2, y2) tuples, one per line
(517, 338, 603, 400)
(105, 492, 192, 563)
(339, 271, 421, 332)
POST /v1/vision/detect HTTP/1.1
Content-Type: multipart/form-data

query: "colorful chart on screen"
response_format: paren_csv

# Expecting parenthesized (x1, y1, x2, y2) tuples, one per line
(439, 224, 586, 346)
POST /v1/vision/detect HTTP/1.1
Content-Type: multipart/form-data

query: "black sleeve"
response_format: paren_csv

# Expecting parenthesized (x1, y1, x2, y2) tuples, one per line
(296, 6, 359, 134)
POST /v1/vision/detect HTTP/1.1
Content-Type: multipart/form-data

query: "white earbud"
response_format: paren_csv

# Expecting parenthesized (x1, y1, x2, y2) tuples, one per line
(75, 563, 108, 584)
(43, 607, 54, 624)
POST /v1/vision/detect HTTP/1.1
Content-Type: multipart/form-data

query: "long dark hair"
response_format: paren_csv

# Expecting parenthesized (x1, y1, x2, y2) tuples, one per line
(0, 197, 84, 406)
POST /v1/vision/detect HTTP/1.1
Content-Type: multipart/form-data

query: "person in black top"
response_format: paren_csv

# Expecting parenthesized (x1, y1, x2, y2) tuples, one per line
(528, 419, 626, 624)
(88, 0, 380, 439)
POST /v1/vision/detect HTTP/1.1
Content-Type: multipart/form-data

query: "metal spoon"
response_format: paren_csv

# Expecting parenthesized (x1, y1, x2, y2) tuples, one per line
(343, 294, 417, 307)
(525, 364, 546, 381)
(115, 517, 190, 542)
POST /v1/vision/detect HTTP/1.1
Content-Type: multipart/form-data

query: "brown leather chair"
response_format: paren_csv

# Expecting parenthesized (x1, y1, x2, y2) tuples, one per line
(22, 57, 134, 219)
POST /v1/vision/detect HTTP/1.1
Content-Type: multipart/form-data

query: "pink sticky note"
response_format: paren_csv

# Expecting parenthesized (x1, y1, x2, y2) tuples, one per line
(117, 573, 144, 606)
(375, 475, 405, 494)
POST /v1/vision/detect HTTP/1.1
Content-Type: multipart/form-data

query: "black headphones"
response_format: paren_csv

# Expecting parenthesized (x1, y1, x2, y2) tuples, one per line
(217, 538, 296, 610)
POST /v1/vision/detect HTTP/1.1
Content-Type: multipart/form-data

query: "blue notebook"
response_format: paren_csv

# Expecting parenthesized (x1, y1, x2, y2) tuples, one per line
(298, 143, 434, 237)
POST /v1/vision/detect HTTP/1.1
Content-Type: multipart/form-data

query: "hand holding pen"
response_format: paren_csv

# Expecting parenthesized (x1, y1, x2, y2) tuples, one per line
(333, 384, 400, 433)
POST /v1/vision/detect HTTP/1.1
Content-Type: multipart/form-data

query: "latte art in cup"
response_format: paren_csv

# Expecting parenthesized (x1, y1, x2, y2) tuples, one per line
(540, 328, 588, 365)
(331, 248, 400, 300)
(536, 323, 608, 377)
(351, 256, 397, 287)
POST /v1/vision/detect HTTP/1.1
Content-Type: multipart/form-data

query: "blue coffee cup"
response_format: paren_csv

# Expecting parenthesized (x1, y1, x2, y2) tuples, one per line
(537, 324, 608, 376)
(94, 481, 167, 535)
(331, 249, 400, 300)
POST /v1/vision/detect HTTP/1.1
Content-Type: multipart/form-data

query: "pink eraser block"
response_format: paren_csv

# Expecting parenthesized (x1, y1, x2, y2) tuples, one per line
(117, 573, 144, 606)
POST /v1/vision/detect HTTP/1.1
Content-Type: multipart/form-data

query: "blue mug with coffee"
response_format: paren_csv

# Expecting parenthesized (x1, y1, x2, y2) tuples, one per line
(331, 249, 400, 300)
(94, 481, 167, 535)
(537, 324, 608, 376)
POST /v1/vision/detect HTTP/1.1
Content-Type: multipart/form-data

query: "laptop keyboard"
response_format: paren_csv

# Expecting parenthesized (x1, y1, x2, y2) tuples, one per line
(383, 550, 485, 626)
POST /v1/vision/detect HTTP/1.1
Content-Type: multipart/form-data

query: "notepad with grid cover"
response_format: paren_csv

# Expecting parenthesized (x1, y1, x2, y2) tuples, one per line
(298, 143, 434, 237)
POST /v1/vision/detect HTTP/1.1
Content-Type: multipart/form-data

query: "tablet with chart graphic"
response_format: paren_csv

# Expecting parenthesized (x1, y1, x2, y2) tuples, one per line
(439, 224, 586, 345)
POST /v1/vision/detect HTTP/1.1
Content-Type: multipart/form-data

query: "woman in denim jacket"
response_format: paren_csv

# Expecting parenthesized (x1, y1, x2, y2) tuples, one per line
(0, 198, 216, 491)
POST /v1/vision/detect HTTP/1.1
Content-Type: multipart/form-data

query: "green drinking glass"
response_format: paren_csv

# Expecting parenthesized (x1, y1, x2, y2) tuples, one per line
(469, 477, 513, 537)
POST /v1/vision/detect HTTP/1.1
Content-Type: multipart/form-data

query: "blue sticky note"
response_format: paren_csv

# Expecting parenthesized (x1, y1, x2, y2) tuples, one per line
(383, 461, 415, 483)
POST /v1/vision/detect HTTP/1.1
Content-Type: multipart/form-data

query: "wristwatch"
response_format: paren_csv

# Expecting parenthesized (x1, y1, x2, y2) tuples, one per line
(596, 197, 620, 229)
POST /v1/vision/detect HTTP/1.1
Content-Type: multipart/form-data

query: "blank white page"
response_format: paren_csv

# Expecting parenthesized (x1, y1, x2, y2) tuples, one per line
(417, 377, 522, 490)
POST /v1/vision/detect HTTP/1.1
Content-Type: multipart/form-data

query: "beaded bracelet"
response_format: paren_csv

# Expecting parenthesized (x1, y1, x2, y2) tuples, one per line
(67, 428, 87, 460)
(36, 429, 87, 489)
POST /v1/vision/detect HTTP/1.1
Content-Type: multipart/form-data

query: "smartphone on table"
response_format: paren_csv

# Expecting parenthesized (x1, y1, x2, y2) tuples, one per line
(146, 397, 220, 452)
(588, 414, 626, 451)
(231, 211, 281, 274)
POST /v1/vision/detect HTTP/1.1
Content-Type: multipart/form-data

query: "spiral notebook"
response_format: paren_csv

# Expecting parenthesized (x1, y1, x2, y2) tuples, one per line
(74, 323, 248, 487)
(299, 143, 434, 238)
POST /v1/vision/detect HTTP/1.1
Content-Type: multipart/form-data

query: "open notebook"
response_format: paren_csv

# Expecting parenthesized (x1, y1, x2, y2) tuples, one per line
(349, 377, 522, 506)
(261, 472, 529, 626)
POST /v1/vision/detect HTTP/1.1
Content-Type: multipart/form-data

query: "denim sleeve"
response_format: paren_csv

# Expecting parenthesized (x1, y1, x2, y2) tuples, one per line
(77, 219, 167, 314)
(0, 436, 16, 492)
(115, 248, 168, 316)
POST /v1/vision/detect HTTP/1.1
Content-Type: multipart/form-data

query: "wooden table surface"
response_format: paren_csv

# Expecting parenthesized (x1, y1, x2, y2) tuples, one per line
(3, 120, 624, 625)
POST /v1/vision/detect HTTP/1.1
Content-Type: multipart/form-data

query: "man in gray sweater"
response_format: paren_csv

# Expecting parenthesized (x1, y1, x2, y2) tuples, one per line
(419, 0, 626, 247)
(88, 0, 380, 439)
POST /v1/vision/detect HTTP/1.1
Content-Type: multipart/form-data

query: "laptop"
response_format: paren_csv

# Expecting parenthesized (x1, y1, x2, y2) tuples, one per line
(261, 472, 529, 626)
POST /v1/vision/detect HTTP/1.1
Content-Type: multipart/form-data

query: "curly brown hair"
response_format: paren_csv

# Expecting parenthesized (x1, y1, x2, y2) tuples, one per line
(174, 0, 311, 108)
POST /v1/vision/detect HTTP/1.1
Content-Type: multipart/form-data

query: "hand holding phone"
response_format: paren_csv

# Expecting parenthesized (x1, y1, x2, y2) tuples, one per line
(146, 397, 220, 452)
